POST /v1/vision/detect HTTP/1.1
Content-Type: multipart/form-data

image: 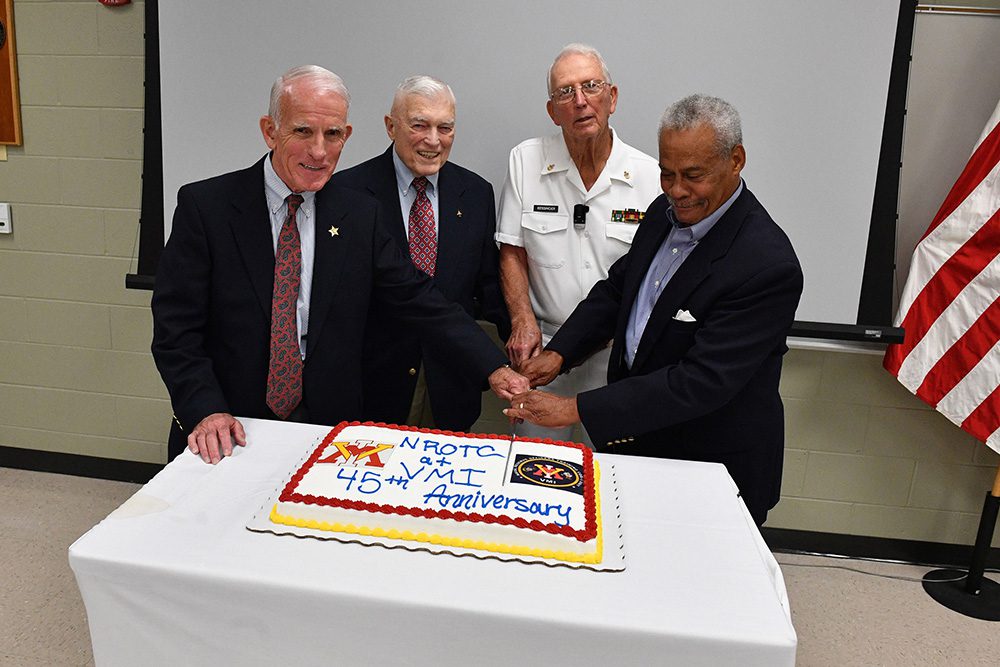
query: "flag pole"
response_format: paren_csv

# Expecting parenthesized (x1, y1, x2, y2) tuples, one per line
(922, 462, 1000, 620)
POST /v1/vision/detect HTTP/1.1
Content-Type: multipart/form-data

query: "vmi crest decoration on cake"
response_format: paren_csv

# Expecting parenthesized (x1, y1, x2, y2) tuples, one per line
(510, 455, 585, 494)
(250, 422, 624, 569)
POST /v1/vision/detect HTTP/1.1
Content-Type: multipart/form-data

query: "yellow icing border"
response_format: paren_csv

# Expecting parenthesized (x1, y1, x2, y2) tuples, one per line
(271, 461, 604, 564)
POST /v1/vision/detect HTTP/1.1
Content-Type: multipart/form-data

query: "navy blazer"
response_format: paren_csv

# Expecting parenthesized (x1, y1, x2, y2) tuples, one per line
(330, 147, 510, 430)
(547, 186, 802, 523)
(151, 157, 507, 458)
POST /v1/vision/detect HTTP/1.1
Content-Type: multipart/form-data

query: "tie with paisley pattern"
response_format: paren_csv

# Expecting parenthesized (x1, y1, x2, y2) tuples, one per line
(408, 176, 437, 276)
(266, 194, 304, 419)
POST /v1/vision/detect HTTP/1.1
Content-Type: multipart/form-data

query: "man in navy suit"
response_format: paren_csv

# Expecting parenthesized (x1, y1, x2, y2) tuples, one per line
(506, 95, 803, 525)
(331, 76, 509, 431)
(152, 66, 526, 464)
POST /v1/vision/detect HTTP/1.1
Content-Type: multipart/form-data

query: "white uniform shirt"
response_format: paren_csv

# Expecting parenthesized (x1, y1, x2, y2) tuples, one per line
(495, 128, 661, 329)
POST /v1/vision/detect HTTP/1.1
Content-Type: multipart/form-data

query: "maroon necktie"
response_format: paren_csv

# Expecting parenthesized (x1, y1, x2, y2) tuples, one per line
(408, 177, 437, 276)
(266, 194, 304, 419)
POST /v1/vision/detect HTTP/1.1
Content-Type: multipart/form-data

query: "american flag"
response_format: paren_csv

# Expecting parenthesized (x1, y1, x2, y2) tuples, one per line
(884, 99, 1000, 454)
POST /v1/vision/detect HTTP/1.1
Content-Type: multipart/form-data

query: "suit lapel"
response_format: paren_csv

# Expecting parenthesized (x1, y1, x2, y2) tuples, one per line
(305, 187, 351, 359)
(227, 158, 275, 323)
(371, 147, 406, 246)
(631, 189, 753, 370)
(434, 163, 463, 291)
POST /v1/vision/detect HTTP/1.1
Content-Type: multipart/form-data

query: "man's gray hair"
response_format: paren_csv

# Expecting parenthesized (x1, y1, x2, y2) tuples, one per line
(390, 75, 456, 116)
(659, 94, 743, 156)
(268, 65, 350, 128)
(547, 43, 613, 94)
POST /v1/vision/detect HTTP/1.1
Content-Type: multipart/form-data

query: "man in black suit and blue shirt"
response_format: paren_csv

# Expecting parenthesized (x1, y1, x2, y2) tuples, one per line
(331, 76, 510, 431)
(505, 95, 803, 525)
(151, 66, 527, 464)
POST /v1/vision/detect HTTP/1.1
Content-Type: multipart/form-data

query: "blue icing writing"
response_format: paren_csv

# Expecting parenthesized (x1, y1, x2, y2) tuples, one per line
(422, 439, 446, 455)
(398, 435, 422, 450)
(383, 461, 425, 489)
(384, 474, 410, 489)
(399, 461, 424, 480)
(472, 444, 505, 459)
(424, 467, 487, 488)
(392, 437, 504, 460)
(421, 484, 572, 526)
(336, 467, 382, 494)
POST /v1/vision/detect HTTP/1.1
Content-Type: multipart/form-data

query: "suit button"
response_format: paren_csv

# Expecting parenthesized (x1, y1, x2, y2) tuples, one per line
(408, 368, 417, 376)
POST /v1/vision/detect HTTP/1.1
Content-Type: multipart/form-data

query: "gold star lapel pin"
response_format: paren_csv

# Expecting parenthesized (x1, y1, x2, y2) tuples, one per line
(328, 226, 339, 237)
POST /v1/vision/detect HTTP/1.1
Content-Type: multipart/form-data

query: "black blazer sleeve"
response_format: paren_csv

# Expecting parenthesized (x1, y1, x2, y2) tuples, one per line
(471, 185, 512, 340)
(367, 202, 509, 382)
(151, 182, 233, 431)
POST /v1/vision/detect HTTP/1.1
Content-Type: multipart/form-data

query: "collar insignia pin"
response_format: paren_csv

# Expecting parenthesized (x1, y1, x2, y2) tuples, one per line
(457, 210, 463, 218)
(624, 170, 631, 179)
(328, 226, 339, 237)
(546, 163, 555, 172)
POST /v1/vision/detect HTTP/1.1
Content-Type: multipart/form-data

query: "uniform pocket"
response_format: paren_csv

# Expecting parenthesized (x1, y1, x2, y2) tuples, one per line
(521, 211, 569, 269)
(522, 211, 569, 235)
(605, 222, 638, 245)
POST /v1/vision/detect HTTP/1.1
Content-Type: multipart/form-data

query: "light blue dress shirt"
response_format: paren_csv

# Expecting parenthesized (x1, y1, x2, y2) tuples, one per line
(263, 156, 315, 360)
(624, 181, 744, 368)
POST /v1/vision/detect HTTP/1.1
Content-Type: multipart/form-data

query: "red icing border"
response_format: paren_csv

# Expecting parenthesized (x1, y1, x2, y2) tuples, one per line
(279, 421, 597, 542)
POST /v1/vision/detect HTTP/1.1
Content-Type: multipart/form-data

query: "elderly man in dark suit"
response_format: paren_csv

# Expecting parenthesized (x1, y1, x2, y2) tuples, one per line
(506, 95, 803, 525)
(152, 65, 526, 464)
(331, 76, 509, 431)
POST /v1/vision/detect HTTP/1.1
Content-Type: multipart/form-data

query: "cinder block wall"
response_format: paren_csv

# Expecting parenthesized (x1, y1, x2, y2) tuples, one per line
(1, 0, 997, 547)
(770, 349, 998, 545)
(0, 0, 168, 463)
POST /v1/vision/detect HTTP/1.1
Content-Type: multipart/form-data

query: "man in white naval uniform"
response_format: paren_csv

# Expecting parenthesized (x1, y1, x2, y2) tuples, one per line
(496, 43, 661, 446)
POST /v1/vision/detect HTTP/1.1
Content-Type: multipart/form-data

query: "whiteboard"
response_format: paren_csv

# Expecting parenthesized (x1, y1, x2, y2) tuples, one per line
(158, 0, 902, 326)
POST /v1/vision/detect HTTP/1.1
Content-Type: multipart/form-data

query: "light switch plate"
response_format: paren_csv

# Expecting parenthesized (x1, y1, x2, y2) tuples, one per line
(0, 203, 11, 233)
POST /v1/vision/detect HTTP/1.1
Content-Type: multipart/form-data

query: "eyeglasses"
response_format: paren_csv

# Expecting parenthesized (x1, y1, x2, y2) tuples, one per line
(549, 80, 609, 104)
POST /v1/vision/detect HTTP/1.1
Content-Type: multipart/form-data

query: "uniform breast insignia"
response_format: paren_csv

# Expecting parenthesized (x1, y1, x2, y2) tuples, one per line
(610, 208, 644, 223)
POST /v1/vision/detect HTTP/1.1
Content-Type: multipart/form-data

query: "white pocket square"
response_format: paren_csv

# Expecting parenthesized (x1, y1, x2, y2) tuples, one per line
(673, 309, 697, 322)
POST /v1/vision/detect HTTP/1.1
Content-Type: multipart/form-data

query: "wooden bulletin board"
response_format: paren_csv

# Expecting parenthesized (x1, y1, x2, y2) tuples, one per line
(0, 0, 22, 145)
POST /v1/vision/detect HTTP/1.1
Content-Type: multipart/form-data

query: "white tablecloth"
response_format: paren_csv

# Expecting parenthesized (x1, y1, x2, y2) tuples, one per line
(69, 418, 796, 666)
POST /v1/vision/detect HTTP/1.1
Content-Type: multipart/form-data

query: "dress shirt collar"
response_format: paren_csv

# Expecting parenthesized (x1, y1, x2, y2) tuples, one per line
(541, 127, 638, 188)
(392, 146, 440, 196)
(263, 153, 316, 216)
(666, 179, 744, 239)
